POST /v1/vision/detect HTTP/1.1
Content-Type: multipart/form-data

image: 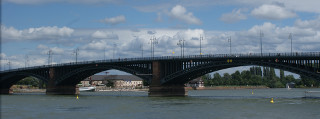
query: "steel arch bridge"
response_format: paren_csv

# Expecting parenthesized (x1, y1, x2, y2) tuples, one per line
(1, 52, 320, 96)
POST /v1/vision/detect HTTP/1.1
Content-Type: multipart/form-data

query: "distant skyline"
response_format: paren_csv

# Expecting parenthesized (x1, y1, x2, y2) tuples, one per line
(1, 0, 320, 75)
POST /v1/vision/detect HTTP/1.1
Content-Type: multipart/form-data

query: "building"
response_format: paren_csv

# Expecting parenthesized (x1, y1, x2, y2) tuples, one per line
(81, 75, 106, 87)
(106, 75, 143, 89)
(187, 77, 204, 88)
(80, 75, 143, 89)
(286, 82, 295, 88)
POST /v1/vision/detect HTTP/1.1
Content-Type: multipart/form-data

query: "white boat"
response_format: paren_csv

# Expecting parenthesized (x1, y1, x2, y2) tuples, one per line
(79, 86, 96, 92)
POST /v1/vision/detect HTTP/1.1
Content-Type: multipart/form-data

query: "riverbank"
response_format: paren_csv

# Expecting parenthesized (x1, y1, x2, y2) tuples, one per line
(11, 85, 46, 93)
(9, 85, 273, 93)
(186, 85, 269, 90)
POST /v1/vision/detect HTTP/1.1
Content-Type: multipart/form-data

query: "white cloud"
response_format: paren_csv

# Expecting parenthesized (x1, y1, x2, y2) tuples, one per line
(1, 25, 74, 42)
(169, 5, 202, 25)
(36, 44, 65, 55)
(82, 40, 109, 51)
(2, 17, 320, 70)
(147, 30, 157, 35)
(37, 44, 49, 49)
(294, 17, 320, 30)
(3, 0, 120, 5)
(99, 15, 126, 25)
(251, 4, 297, 20)
(220, 9, 247, 23)
(91, 30, 119, 39)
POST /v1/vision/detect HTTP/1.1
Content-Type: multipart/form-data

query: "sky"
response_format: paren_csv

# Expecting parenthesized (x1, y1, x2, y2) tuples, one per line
(1, 0, 320, 76)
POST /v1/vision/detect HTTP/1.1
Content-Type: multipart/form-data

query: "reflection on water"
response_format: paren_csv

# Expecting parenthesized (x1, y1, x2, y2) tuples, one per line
(1, 88, 320, 119)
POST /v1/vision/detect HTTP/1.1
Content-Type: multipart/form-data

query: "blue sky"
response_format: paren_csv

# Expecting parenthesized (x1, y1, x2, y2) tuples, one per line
(1, 0, 320, 76)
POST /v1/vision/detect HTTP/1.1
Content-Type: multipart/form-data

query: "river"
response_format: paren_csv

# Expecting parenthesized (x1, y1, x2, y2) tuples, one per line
(1, 88, 320, 119)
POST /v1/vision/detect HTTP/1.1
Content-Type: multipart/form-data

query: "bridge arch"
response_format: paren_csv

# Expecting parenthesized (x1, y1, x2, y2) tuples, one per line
(0, 72, 48, 89)
(161, 60, 320, 85)
(55, 64, 151, 86)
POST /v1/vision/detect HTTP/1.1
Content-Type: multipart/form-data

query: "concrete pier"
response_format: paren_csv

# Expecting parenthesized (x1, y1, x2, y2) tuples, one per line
(148, 84, 187, 97)
(148, 61, 188, 97)
(46, 68, 79, 95)
(46, 85, 79, 95)
(0, 88, 13, 94)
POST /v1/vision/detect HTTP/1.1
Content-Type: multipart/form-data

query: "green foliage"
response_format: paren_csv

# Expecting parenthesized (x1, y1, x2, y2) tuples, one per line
(106, 80, 115, 87)
(16, 77, 39, 87)
(143, 79, 151, 86)
(202, 66, 320, 88)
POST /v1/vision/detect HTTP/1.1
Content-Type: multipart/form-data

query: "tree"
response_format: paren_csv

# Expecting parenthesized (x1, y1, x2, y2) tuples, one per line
(231, 71, 241, 85)
(106, 80, 115, 87)
(241, 70, 251, 85)
(223, 73, 232, 85)
(213, 73, 222, 85)
(202, 74, 212, 86)
(16, 77, 39, 87)
(142, 80, 149, 86)
(280, 69, 285, 80)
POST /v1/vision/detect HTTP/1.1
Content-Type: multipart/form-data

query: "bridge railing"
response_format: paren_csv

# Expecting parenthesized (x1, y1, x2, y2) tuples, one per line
(1, 52, 319, 73)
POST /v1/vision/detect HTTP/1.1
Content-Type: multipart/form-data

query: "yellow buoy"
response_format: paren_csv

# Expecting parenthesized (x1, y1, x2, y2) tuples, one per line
(251, 90, 254, 95)
(270, 98, 274, 103)
(76, 95, 79, 99)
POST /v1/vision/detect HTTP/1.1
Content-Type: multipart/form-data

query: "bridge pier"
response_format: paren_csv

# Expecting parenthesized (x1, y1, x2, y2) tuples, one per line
(46, 68, 79, 95)
(149, 84, 187, 97)
(0, 87, 13, 94)
(46, 85, 79, 95)
(148, 61, 188, 97)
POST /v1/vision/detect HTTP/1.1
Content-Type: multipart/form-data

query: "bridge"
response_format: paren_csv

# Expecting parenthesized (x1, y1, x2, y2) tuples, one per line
(1, 52, 320, 96)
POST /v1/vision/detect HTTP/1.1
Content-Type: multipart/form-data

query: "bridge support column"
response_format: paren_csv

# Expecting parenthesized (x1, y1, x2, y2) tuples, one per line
(46, 68, 79, 95)
(0, 87, 13, 94)
(148, 61, 187, 97)
(46, 85, 79, 95)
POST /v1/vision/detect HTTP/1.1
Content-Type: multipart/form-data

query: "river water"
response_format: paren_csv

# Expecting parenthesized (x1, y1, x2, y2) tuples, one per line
(1, 88, 320, 119)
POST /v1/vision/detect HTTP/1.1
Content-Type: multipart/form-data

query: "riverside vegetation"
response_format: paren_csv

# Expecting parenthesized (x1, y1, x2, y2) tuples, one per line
(202, 67, 320, 88)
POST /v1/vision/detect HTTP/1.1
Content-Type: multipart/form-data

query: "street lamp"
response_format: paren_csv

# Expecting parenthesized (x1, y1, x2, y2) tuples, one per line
(25, 55, 29, 68)
(104, 48, 106, 60)
(177, 38, 185, 57)
(7, 60, 11, 70)
(140, 44, 144, 57)
(73, 48, 79, 63)
(47, 49, 53, 65)
(113, 43, 117, 59)
(149, 36, 158, 58)
(200, 35, 204, 55)
(259, 30, 264, 56)
(289, 33, 293, 55)
(228, 36, 231, 55)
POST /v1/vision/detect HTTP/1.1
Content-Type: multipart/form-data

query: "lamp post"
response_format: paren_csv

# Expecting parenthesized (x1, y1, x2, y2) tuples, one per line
(289, 33, 293, 55)
(149, 36, 158, 58)
(200, 35, 204, 55)
(47, 49, 53, 65)
(73, 48, 79, 63)
(25, 55, 29, 68)
(177, 38, 185, 57)
(7, 60, 11, 70)
(228, 36, 231, 55)
(140, 44, 144, 57)
(260, 30, 264, 56)
(104, 48, 106, 60)
(113, 43, 117, 59)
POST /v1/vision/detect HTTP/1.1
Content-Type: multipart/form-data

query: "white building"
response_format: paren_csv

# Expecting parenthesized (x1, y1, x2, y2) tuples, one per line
(81, 75, 143, 89)
(187, 77, 204, 88)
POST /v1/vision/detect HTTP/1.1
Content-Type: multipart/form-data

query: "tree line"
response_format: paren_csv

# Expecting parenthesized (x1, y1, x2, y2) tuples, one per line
(202, 66, 320, 88)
